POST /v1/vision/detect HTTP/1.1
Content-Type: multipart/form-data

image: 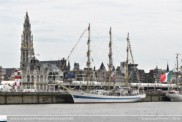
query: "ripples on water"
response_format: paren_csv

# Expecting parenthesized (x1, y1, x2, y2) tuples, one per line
(0, 102, 182, 122)
(0, 102, 181, 115)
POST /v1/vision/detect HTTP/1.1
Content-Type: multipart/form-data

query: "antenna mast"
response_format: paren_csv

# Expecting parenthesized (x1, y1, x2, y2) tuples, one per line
(108, 27, 112, 91)
(176, 53, 180, 90)
(87, 24, 91, 93)
(126, 33, 129, 87)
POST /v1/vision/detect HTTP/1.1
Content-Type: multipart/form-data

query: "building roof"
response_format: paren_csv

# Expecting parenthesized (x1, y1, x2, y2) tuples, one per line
(138, 69, 145, 74)
(116, 66, 120, 71)
(40, 60, 61, 64)
(4, 68, 16, 75)
(128, 63, 138, 67)
(99, 62, 105, 70)
(74, 62, 79, 66)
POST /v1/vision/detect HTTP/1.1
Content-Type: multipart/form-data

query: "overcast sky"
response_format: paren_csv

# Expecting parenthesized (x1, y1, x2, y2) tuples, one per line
(0, 0, 182, 72)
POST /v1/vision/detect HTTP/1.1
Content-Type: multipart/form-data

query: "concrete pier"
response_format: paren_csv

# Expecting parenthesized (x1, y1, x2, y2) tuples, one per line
(0, 92, 170, 104)
(0, 92, 73, 104)
(138, 92, 170, 102)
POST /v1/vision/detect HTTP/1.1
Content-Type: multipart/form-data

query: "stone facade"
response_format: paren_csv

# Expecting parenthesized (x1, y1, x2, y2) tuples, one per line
(128, 63, 138, 83)
(138, 69, 145, 82)
(153, 66, 166, 83)
(20, 12, 35, 70)
(96, 63, 125, 83)
(1, 68, 16, 81)
(96, 63, 107, 82)
(19, 12, 48, 90)
(74, 68, 96, 81)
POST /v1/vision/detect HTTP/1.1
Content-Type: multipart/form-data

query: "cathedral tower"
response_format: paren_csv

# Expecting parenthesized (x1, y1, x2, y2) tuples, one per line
(20, 12, 35, 69)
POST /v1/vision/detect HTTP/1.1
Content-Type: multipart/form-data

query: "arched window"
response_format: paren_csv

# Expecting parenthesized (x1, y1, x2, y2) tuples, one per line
(27, 76, 30, 82)
(40, 76, 43, 82)
(23, 52, 25, 62)
(44, 76, 46, 82)
(31, 76, 34, 82)
(23, 76, 26, 82)
(37, 76, 39, 82)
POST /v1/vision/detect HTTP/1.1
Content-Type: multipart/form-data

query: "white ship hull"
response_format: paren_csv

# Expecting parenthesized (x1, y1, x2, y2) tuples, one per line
(69, 91, 146, 103)
(166, 93, 182, 101)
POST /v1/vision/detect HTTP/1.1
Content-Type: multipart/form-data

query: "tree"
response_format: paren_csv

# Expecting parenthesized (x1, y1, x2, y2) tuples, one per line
(144, 77, 154, 83)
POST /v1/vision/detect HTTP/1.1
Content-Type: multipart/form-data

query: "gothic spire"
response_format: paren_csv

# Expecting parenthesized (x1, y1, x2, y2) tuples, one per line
(25, 12, 30, 23)
(100, 62, 105, 70)
(167, 63, 169, 72)
(67, 60, 70, 72)
(20, 12, 34, 69)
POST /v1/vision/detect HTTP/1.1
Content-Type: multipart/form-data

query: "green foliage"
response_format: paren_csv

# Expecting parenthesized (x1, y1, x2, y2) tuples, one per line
(143, 77, 155, 83)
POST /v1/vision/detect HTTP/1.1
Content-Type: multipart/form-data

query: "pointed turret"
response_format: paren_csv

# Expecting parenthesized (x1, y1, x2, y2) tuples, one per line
(24, 12, 31, 31)
(167, 63, 169, 72)
(99, 62, 105, 70)
(112, 66, 115, 71)
(68, 60, 70, 72)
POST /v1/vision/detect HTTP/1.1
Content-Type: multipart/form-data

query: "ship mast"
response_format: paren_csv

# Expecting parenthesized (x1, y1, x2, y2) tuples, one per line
(176, 54, 179, 90)
(126, 33, 129, 87)
(108, 27, 112, 90)
(87, 24, 91, 93)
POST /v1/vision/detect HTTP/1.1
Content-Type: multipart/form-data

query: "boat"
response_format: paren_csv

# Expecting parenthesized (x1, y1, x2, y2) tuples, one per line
(56, 24, 146, 103)
(0, 85, 13, 92)
(166, 90, 182, 101)
(69, 90, 145, 103)
(166, 54, 182, 101)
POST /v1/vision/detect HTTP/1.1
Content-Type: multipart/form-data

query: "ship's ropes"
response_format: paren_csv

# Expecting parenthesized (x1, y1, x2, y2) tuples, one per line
(61, 28, 87, 71)
(89, 28, 109, 68)
(128, 39, 141, 83)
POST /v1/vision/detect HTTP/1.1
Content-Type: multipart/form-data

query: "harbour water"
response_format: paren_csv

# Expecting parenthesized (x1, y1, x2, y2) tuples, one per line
(0, 102, 182, 122)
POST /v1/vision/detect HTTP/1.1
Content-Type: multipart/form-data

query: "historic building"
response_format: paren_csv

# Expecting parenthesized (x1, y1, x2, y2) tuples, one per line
(73, 62, 80, 71)
(138, 69, 145, 82)
(95, 62, 125, 84)
(128, 63, 138, 83)
(2, 68, 16, 81)
(114, 66, 125, 83)
(20, 12, 70, 90)
(20, 12, 47, 90)
(96, 62, 107, 82)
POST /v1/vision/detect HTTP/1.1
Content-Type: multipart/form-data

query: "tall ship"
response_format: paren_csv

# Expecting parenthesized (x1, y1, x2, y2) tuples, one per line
(166, 54, 182, 101)
(57, 24, 146, 103)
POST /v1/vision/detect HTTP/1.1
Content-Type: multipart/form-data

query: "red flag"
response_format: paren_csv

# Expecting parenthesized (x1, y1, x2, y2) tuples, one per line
(159, 74, 166, 83)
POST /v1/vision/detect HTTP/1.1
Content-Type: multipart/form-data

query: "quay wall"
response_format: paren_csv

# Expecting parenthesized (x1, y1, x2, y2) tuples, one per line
(0, 92, 73, 104)
(0, 92, 170, 104)
(139, 93, 170, 102)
